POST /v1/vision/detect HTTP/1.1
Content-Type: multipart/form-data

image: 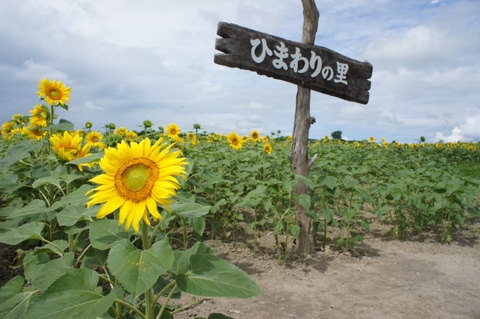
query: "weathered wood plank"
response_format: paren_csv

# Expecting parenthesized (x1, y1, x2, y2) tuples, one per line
(214, 22, 373, 104)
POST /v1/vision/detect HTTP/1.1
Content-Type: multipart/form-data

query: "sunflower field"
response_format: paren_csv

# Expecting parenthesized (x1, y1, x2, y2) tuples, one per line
(0, 80, 480, 319)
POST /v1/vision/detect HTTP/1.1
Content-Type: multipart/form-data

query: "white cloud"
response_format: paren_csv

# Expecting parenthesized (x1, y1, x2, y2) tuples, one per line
(434, 116, 480, 142)
(435, 127, 463, 143)
(460, 117, 480, 139)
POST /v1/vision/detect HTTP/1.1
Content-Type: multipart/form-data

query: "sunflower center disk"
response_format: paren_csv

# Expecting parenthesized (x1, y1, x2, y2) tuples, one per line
(116, 158, 159, 202)
(49, 89, 60, 98)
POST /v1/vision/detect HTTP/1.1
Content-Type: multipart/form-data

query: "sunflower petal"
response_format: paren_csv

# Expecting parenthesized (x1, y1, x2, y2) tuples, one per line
(96, 197, 125, 219)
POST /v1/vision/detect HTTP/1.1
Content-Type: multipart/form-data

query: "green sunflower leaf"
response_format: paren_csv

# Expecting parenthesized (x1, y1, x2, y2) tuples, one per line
(0, 290, 36, 319)
(0, 222, 44, 245)
(89, 219, 132, 250)
(21, 269, 117, 319)
(171, 202, 211, 218)
(50, 184, 93, 210)
(56, 206, 97, 227)
(175, 242, 216, 275)
(0, 276, 24, 305)
(67, 152, 103, 165)
(2, 199, 52, 221)
(107, 239, 174, 296)
(176, 254, 262, 298)
(24, 252, 74, 291)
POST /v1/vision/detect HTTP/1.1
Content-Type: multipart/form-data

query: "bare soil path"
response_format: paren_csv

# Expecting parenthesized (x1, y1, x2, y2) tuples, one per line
(175, 229, 480, 319)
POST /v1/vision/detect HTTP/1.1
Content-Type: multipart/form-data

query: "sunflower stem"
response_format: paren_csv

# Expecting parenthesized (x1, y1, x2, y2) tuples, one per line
(39, 238, 64, 257)
(181, 217, 188, 250)
(156, 283, 177, 319)
(141, 222, 154, 319)
(142, 221, 151, 250)
(152, 280, 176, 306)
(114, 299, 147, 319)
(74, 243, 91, 268)
(46, 104, 56, 242)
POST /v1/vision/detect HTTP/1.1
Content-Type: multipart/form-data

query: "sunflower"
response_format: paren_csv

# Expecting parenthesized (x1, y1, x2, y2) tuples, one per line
(227, 132, 242, 150)
(30, 114, 47, 127)
(1, 121, 14, 136)
(37, 78, 71, 106)
(86, 138, 188, 232)
(29, 105, 48, 127)
(368, 136, 375, 143)
(187, 132, 198, 145)
(29, 104, 46, 116)
(262, 136, 269, 143)
(166, 123, 181, 138)
(125, 130, 138, 142)
(50, 131, 93, 170)
(12, 114, 27, 124)
(85, 131, 104, 147)
(263, 143, 273, 154)
(28, 126, 46, 140)
(250, 130, 260, 142)
(114, 127, 128, 136)
(50, 131, 83, 161)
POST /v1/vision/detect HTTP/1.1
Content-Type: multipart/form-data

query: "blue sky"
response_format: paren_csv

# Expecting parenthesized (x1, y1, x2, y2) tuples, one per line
(1, 0, 479, 142)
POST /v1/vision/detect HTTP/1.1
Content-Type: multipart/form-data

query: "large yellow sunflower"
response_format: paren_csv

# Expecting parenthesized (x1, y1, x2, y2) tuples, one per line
(37, 78, 71, 106)
(86, 138, 188, 232)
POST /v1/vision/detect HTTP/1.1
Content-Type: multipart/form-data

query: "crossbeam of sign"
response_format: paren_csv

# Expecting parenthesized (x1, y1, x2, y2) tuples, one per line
(214, 22, 373, 104)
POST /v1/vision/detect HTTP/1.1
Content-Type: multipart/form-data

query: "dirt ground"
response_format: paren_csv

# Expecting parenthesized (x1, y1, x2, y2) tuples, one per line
(173, 226, 480, 319)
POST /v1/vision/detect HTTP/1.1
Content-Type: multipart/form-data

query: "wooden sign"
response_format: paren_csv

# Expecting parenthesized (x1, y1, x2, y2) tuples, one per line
(214, 22, 373, 104)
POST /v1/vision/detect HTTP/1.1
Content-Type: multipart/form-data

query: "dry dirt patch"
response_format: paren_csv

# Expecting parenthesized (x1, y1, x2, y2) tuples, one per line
(174, 231, 480, 319)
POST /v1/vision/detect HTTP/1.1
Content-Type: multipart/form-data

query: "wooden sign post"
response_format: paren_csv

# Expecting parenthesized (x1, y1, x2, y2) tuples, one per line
(214, 1, 372, 255)
(214, 23, 372, 104)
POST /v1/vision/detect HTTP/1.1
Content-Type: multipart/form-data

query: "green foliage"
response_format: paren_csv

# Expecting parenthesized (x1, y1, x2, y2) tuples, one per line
(176, 243, 261, 298)
(108, 239, 173, 297)
(184, 137, 480, 251)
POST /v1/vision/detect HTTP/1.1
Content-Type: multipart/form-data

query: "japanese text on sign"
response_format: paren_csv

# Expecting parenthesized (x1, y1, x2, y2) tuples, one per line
(250, 38, 349, 85)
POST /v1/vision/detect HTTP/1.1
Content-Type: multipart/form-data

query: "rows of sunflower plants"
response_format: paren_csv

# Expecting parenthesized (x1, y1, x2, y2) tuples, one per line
(305, 139, 480, 247)
(0, 80, 261, 319)
(182, 134, 480, 255)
